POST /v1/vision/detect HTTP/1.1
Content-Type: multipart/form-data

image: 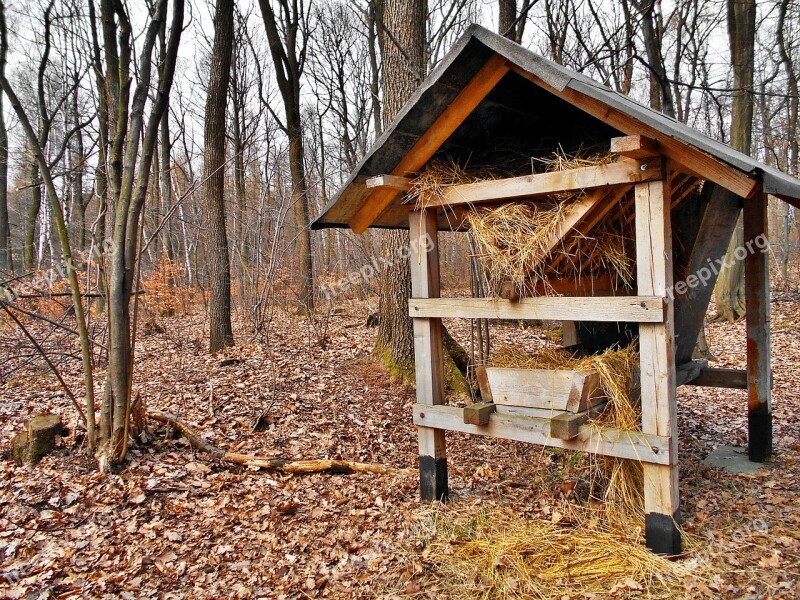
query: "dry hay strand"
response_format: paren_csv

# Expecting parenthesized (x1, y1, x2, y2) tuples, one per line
(467, 201, 568, 296)
(411, 503, 690, 599)
(532, 145, 616, 173)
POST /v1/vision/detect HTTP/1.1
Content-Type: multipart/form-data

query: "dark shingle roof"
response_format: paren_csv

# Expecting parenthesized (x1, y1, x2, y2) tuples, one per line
(312, 24, 800, 230)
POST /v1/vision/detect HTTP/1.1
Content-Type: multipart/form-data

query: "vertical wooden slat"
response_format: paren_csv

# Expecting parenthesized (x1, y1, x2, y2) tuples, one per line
(744, 193, 772, 462)
(635, 174, 681, 555)
(409, 210, 448, 500)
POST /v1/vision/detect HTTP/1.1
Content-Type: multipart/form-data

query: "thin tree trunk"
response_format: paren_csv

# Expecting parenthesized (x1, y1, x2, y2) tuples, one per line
(205, 0, 235, 352)
(0, 87, 9, 274)
(367, 1, 383, 139)
(24, 153, 41, 271)
(257, 0, 315, 312)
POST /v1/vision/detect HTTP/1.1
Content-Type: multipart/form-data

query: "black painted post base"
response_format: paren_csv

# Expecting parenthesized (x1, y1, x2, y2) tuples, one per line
(748, 410, 773, 462)
(419, 456, 448, 501)
(645, 510, 681, 555)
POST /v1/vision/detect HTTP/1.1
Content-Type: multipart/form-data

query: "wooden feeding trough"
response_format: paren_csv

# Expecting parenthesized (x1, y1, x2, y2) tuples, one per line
(312, 25, 800, 555)
(469, 365, 605, 440)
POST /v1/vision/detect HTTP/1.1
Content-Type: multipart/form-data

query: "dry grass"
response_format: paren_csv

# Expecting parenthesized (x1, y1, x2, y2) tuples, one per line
(411, 503, 691, 599)
(468, 202, 568, 296)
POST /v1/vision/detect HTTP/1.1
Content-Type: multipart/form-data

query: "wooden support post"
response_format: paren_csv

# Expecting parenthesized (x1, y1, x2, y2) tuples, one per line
(409, 210, 448, 500)
(744, 194, 772, 462)
(635, 175, 681, 555)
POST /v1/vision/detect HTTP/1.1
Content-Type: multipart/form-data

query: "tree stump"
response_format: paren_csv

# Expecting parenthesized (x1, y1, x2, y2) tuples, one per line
(12, 414, 64, 465)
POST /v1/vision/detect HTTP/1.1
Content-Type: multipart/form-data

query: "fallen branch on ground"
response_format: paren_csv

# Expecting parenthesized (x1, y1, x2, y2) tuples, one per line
(147, 410, 415, 476)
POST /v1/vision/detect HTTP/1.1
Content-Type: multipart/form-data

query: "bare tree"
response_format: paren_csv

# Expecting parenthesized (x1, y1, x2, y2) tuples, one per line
(257, 0, 315, 312)
(498, 0, 530, 42)
(205, 0, 235, 352)
(94, 0, 185, 466)
(0, 10, 8, 275)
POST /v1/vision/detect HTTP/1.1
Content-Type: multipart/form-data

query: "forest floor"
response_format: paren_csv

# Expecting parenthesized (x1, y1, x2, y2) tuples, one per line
(1, 296, 799, 599)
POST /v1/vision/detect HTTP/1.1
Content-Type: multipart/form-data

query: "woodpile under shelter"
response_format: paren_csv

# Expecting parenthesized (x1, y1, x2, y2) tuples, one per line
(311, 25, 800, 554)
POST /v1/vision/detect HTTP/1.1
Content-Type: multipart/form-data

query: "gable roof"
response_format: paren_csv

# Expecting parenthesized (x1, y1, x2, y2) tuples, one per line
(311, 24, 800, 231)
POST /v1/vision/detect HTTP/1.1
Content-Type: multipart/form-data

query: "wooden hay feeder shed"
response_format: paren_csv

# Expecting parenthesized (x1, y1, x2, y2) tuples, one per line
(312, 25, 800, 555)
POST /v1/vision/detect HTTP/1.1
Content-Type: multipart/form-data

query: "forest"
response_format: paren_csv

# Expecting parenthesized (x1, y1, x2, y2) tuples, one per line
(1, 0, 799, 597)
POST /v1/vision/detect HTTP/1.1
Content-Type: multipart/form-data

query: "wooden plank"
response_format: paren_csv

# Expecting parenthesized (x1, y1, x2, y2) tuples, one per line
(533, 274, 618, 297)
(413, 404, 672, 465)
(409, 210, 448, 500)
(673, 185, 741, 364)
(409, 296, 666, 323)
(494, 404, 564, 419)
(611, 135, 660, 159)
(475, 366, 493, 403)
(562, 321, 579, 347)
(550, 402, 607, 440)
(743, 193, 772, 462)
(463, 402, 496, 426)
(424, 160, 660, 208)
(484, 367, 603, 412)
(508, 65, 759, 199)
(675, 360, 707, 387)
(349, 54, 510, 233)
(635, 176, 681, 554)
(685, 367, 747, 389)
(366, 174, 412, 191)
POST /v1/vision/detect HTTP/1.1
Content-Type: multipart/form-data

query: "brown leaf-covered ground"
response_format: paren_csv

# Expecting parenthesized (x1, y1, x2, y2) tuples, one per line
(1, 298, 799, 598)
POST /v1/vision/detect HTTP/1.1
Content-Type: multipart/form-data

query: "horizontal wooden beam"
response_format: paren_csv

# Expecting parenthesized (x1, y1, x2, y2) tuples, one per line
(409, 296, 666, 322)
(366, 174, 412, 191)
(413, 404, 672, 465)
(611, 135, 660, 159)
(421, 160, 660, 208)
(349, 53, 510, 233)
(677, 362, 773, 390)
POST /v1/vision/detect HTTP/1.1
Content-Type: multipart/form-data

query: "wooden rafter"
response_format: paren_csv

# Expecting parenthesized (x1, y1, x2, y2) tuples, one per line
(348, 53, 510, 233)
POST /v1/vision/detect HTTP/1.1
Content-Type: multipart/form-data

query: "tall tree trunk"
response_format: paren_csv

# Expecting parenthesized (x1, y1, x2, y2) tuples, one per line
(374, 0, 426, 378)
(0, 86, 9, 274)
(367, 1, 383, 138)
(777, 0, 798, 284)
(715, 0, 756, 321)
(205, 0, 235, 352)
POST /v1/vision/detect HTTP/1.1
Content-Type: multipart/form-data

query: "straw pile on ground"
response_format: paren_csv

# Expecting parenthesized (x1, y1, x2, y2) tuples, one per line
(410, 503, 691, 599)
